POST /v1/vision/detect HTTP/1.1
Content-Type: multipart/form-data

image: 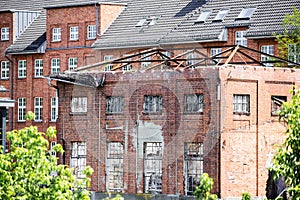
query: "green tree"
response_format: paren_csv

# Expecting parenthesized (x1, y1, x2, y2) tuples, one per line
(271, 89, 300, 199)
(194, 173, 218, 200)
(275, 7, 300, 65)
(0, 111, 93, 200)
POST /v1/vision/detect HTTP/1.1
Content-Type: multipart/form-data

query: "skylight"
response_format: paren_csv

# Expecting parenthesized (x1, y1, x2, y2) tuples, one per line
(136, 19, 147, 27)
(195, 10, 211, 23)
(236, 7, 256, 20)
(213, 9, 229, 22)
(135, 16, 159, 27)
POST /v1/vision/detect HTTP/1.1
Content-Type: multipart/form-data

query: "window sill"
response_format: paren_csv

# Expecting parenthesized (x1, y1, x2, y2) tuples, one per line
(34, 120, 42, 122)
(49, 120, 57, 123)
(52, 40, 61, 42)
(233, 112, 250, 116)
(106, 112, 124, 115)
(184, 111, 203, 115)
(17, 120, 26, 122)
(1, 78, 9, 80)
(70, 112, 87, 115)
(142, 111, 163, 115)
(86, 38, 96, 40)
(34, 76, 44, 79)
(69, 39, 79, 42)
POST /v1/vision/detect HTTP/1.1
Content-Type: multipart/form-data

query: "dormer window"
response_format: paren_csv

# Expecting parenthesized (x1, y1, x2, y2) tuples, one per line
(236, 7, 256, 20)
(135, 16, 159, 27)
(195, 10, 211, 23)
(213, 10, 229, 22)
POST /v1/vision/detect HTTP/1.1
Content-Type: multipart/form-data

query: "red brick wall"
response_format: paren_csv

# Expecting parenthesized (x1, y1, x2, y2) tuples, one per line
(56, 68, 220, 195)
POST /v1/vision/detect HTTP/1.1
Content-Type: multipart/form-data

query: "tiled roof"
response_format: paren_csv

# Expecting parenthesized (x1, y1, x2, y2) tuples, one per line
(94, 0, 300, 49)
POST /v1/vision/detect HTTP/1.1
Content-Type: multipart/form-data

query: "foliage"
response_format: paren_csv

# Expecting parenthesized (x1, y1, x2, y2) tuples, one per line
(275, 7, 300, 66)
(102, 194, 124, 200)
(270, 89, 300, 199)
(194, 173, 218, 200)
(241, 192, 251, 200)
(0, 112, 93, 200)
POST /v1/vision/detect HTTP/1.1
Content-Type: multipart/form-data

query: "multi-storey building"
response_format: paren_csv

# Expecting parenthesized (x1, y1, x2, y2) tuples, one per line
(1, 0, 300, 199)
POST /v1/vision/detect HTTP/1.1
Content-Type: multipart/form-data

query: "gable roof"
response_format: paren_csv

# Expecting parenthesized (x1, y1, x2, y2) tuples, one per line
(94, 0, 300, 49)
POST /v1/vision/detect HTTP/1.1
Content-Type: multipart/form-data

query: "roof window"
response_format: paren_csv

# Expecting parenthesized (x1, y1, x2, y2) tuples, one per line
(236, 7, 256, 20)
(135, 16, 159, 27)
(213, 9, 229, 22)
(195, 10, 211, 23)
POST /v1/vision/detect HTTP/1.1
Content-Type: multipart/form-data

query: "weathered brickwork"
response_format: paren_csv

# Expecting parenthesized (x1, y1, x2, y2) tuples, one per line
(56, 68, 220, 195)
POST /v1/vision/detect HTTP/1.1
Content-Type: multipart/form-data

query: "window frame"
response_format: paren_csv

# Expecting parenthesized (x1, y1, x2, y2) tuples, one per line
(233, 94, 250, 115)
(52, 28, 61, 42)
(87, 25, 96, 39)
(143, 95, 162, 114)
(104, 55, 114, 71)
(70, 142, 86, 179)
(235, 31, 248, 47)
(210, 48, 222, 64)
(236, 7, 256, 20)
(68, 57, 78, 71)
(106, 96, 124, 114)
(50, 141, 57, 157)
(184, 94, 204, 113)
(261, 45, 274, 67)
(1, 27, 9, 41)
(288, 44, 300, 64)
(18, 98, 26, 122)
(1, 61, 9, 79)
(186, 53, 198, 67)
(51, 97, 58, 122)
(34, 59, 43, 77)
(51, 58, 60, 74)
(213, 9, 229, 22)
(195, 10, 211, 23)
(70, 26, 79, 41)
(18, 60, 27, 78)
(70, 96, 87, 114)
(271, 95, 287, 116)
(34, 97, 43, 122)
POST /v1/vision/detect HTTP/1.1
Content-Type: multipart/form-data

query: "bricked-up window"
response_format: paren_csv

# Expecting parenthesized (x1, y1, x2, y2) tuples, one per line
(235, 31, 247, 47)
(70, 142, 86, 178)
(1, 27, 9, 41)
(144, 142, 162, 194)
(52, 28, 61, 42)
(233, 94, 250, 114)
(71, 97, 87, 113)
(34, 59, 43, 77)
(68, 57, 77, 71)
(51, 58, 60, 74)
(288, 44, 300, 64)
(87, 25, 96, 39)
(184, 143, 203, 196)
(106, 142, 123, 191)
(70, 26, 79, 40)
(34, 97, 43, 121)
(18, 98, 26, 121)
(184, 94, 204, 113)
(51, 97, 58, 121)
(50, 141, 56, 157)
(104, 55, 113, 71)
(271, 96, 287, 116)
(106, 96, 124, 114)
(18, 60, 26, 78)
(1, 61, 9, 79)
(261, 45, 274, 67)
(144, 95, 162, 114)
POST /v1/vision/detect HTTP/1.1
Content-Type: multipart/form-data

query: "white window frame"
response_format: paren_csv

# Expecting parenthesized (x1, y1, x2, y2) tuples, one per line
(144, 95, 162, 114)
(51, 97, 58, 121)
(141, 54, 151, 69)
(214, 9, 229, 21)
(70, 142, 86, 179)
(288, 44, 300, 64)
(71, 97, 87, 113)
(186, 53, 198, 67)
(68, 57, 78, 71)
(106, 142, 124, 191)
(1, 27, 9, 41)
(34, 59, 43, 77)
(104, 55, 114, 71)
(184, 143, 203, 196)
(235, 31, 247, 47)
(70, 26, 79, 40)
(261, 45, 274, 67)
(52, 28, 61, 42)
(233, 94, 250, 114)
(18, 60, 26, 78)
(106, 96, 124, 114)
(237, 8, 256, 19)
(51, 58, 60, 74)
(196, 10, 211, 23)
(50, 141, 57, 157)
(1, 61, 9, 79)
(122, 54, 132, 72)
(210, 48, 222, 64)
(18, 98, 26, 122)
(34, 97, 43, 121)
(184, 94, 204, 113)
(87, 25, 96, 39)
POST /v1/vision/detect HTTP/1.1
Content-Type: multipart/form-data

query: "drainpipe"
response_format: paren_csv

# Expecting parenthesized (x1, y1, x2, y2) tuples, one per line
(256, 80, 259, 197)
(98, 88, 101, 192)
(5, 53, 13, 131)
(95, 3, 100, 37)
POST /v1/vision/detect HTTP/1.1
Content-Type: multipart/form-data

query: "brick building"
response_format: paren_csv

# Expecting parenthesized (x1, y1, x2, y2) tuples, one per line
(1, 0, 300, 198)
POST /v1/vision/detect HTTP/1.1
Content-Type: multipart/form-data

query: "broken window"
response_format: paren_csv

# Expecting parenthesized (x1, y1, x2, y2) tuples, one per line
(144, 95, 162, 114)
(106, 96, 124, 114)
(70, 142, 86, 178)
(271, 96, 286, 116)
(144, 142, 163, 194)
(233, 94, 250, 114)
(184, 94, 204, 113)
(70, 97, 87, 113)
(184, 142, 203, 196)
(106, 142, 123, 191)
